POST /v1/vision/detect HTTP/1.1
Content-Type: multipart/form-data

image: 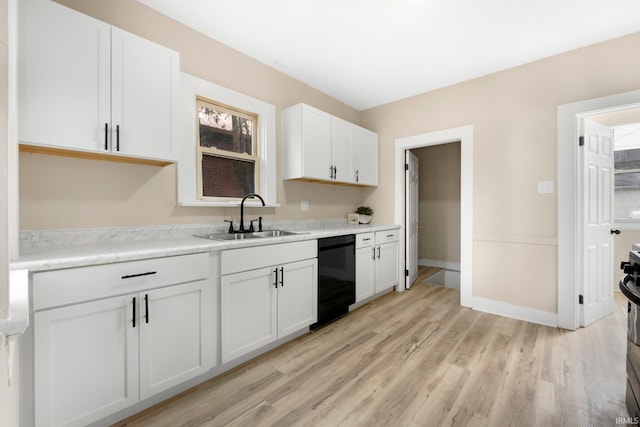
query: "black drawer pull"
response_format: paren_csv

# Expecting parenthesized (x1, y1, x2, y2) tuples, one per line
(121, 271, 157, 279)
(386, 234, 395, 238)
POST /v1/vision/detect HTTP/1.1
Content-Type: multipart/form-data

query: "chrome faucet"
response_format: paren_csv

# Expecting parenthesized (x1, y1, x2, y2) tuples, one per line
(238, 193, 265, 232)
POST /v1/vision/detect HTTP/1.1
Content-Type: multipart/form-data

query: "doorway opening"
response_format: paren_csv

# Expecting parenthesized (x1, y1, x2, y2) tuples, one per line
(558, 89, 640, 330)
(394, 125, 474, 308)
(409, 143, 462, 289)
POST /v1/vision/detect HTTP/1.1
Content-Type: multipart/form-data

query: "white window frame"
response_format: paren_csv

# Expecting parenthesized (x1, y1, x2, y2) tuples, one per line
(195, 97, 260, 201)
(178, 72, 277, 207)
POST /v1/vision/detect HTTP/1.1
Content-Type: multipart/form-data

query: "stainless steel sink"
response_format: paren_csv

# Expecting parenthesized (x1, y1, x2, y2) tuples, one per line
(195, 229, 300, 241)
(196, 233, 262, 241)
(251, 229, 298, 238)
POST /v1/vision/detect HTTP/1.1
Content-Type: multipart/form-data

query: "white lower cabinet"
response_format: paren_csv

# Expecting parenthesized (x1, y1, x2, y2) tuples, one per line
(220, 240, 317, 364)
(355, 230, 400, 302)
(355, 234, 376, 302)
(30, 253, 213, 427)
(34, 295, 139, 427)
(375, 238, 400, 292)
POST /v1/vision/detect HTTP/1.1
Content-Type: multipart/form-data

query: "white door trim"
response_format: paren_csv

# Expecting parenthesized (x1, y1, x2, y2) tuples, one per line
(558, 90, 640, 330)
(394, 125, 473, 308)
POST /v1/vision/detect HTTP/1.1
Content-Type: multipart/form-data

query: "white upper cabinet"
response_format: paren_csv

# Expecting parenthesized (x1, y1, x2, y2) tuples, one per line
(18, 0, 111, 152)
(331, 116, 354, 183)
(282, 103, 378, 186)
(353, 125, 379, 186)
(18, 0, 179, 162)
(110, 28, 178, 160)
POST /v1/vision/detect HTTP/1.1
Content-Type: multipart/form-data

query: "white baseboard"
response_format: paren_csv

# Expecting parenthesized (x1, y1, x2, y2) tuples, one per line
(473, 297, 558, 327)
(419, 258, 460, 272)
(444, 271, 460, 290)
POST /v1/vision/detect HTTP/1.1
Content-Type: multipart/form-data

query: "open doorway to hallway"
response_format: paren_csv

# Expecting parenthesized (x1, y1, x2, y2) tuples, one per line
(409, 142, 461, 289)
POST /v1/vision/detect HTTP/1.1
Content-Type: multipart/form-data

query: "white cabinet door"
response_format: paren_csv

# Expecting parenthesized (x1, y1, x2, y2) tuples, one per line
(375, 241, 400, 293)
(139, 280, 213, 400)
(331, 117, 354, 183)
(353, 125, 378, 186)
(19, 0, 111, 151)
(278, 258, 318, 337)
(356, 246, 375, 302)
(221, 267, 277, 363)
(34, 295, 138, 427)
(302, 105, 332, 180)
(111, 28, 178, 160)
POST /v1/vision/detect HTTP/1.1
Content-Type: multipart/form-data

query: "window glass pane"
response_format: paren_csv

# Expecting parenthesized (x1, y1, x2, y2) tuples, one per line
(198, 106, 253, 155)
(201, 154, 255, 198)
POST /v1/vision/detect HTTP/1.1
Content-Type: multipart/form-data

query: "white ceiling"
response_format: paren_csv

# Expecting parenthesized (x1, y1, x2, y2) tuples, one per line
(137, 0, 640, 111)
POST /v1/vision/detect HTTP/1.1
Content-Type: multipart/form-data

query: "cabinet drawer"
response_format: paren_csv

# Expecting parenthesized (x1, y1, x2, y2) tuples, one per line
(375, 229, 399, 245)
(32, 253, 209, 311)
(356, 233, 374, 248)
(221, 240, 317, 275)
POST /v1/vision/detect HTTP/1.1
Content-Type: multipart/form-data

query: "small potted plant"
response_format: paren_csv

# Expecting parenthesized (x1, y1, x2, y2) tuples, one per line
(356, 206, 373, 224)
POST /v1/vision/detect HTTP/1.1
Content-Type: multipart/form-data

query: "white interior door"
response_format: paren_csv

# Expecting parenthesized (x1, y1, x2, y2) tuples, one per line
(580, 119, 615, 326)
(405, 150, 419, 288)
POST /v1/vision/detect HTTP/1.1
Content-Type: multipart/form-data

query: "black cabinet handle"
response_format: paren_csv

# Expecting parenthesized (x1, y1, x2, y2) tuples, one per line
(372, 247, 376, 260)
(611, 229, 622, 235)
(329, 166, 333, 179)
(121, 271, 157, 279)
(144, 294, 149, 324)
(132, 297, 136, 328)
(116, 124, 120, 151)
(334, 166, 337, 179)
(377, 246, 381, 259)
(104, 123, 108, 150)
(279, 267, 284, 287)
(273, 268, 278, 288)
(355, 170, 359, 182)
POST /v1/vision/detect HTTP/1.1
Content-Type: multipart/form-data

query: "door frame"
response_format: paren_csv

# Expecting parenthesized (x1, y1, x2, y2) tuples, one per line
(558, 89, 640, 330)
(405, 150, 419, 288)
(394, 125, 473, 308)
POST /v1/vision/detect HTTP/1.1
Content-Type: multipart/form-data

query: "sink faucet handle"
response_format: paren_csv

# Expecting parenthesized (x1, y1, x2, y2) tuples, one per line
(258, 216, 263, 232)
(249, 219, 258, 232)
(224, 220, 235, 234)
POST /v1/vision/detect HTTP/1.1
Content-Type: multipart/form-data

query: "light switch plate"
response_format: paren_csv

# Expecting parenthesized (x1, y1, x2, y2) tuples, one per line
(537, 181, 554, 194)
(300, 200, 309, 211)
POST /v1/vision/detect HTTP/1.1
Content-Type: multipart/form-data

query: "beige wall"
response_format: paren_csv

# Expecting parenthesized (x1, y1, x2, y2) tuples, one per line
(414, 143, 460, 264)
(15, 1, 640, 314)
(361, 32, 640, 313)
(19, 0, 368, 230)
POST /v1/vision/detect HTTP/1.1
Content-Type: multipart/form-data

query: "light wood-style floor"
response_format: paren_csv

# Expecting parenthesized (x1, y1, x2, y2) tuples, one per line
(115, 269, 629, 426)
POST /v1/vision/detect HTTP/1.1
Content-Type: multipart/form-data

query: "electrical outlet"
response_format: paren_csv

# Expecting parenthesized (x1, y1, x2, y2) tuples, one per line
(537, 181, 554, 194)
(300, 200, 309, 211)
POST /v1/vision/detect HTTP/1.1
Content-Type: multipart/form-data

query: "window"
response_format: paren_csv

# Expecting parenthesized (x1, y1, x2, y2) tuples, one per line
(196, 98, 259, 200)
(177, 72, 277, 207)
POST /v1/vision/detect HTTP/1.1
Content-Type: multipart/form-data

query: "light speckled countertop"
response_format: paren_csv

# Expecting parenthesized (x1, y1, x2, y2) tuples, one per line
(13, 221, 400, 272)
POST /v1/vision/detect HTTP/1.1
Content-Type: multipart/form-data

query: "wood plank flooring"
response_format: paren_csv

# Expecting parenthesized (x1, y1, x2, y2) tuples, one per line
(115, 275, 629, 427)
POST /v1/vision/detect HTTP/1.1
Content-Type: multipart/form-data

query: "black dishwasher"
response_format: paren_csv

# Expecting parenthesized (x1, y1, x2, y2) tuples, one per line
(311, 234, 356, 330)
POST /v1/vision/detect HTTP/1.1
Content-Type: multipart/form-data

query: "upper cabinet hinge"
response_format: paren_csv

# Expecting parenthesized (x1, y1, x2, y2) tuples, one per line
(404, 163, 409, 171)
(578, 136, 584, 147)
(579, 294, 584, 305)
(405, 269, 409, 277)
